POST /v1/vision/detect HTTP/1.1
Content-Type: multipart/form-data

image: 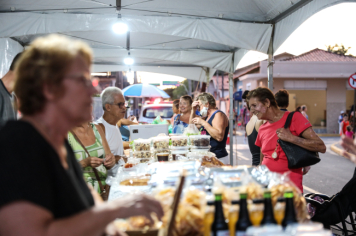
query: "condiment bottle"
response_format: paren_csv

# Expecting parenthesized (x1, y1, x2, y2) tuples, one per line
(228, 200, 239, 236)
(261, 190, 277, 225)
(211, 194, 229, 236)
(204, 201, 214, 236)
(235, 193, 252, 236)
(281, 190, 297, 228)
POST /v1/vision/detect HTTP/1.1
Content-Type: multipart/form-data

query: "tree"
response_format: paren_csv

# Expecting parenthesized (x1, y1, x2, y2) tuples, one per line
(326, 44, 352, 56)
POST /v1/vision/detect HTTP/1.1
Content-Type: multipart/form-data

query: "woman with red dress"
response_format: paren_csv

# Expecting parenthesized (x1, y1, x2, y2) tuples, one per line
(247, 87, 326, 192)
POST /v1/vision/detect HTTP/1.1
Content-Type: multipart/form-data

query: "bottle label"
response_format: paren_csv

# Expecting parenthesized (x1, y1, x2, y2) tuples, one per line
(235, 231, 245, 236)
(211, 230, 229, 236)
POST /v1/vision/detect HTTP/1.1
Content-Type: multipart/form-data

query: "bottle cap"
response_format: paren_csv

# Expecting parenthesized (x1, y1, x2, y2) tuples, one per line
(263, 190, 272, 198)
(240, 192, 247, 199)
(284, 191, 294, 198)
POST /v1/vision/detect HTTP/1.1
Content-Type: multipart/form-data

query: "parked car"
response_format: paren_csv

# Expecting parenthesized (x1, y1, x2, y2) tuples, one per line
(138, 102, 173, 124)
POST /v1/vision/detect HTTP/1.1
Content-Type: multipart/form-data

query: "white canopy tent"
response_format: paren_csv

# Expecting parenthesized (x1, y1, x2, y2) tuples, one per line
(0, 0, 355, 165)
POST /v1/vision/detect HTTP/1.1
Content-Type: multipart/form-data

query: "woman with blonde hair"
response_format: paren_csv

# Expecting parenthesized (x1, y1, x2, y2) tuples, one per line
(0, 34, 163, 236)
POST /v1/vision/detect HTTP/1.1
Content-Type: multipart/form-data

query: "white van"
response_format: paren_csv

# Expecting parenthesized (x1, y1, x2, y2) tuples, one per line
(138, 103, 173, 124)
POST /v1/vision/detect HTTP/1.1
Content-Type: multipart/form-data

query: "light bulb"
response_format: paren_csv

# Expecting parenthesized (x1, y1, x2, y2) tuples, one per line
(112, 22, 128, 34)
(124, 57, 134, 65)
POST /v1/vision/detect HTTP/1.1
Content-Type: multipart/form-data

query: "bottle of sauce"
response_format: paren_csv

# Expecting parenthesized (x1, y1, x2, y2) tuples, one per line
(211, 194, 229, 236)
(261, 190, 277, 225)
(228, 200, 239, 236)
(281, 190, 297, 228)
(204, 201, 214, 236)
(235, 193, 252, 236)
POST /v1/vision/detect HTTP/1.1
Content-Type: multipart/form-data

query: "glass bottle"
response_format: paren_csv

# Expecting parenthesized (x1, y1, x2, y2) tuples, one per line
(228, 200, 239, 236)
(281, 190, 297, 228)
(235, 193, 252, 236)
(261, 190, 277, 225)
(211, 194, 229, 236)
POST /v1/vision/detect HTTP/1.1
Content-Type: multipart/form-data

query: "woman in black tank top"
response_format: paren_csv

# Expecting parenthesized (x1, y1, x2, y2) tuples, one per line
(190, 93, 229, 164)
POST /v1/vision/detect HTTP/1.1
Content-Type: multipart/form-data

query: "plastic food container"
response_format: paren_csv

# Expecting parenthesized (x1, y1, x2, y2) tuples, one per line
(156, 152, 170, 162)
(138, 158, 154, 164)
(152, 136, 170, 150)
(133, 151, 152, 159)
(190, 146, 211, 153)
(171, 135, 188, 147)
(171, 149, 189, 161)
(189, 135, 210, 147)
(134, 139, 151, 151)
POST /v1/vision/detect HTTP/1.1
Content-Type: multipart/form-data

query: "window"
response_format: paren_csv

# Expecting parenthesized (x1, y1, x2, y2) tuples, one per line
(143, 106, 173, 118)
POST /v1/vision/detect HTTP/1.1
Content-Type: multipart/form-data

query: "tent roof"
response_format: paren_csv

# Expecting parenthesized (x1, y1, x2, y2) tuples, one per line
(0, 0, 355, 80)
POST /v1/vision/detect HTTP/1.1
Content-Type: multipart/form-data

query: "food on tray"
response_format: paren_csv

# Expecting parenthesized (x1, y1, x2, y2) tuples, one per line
(201, 156, 225, 167)
(139, 158, 152, 163)
(172, 153, 187, 161)
(134, 139, 151, 151)
(134, 151, 152, 158)
(127, 216, 153, 229)
(171, 136, 188, 147)
(120, 177, 150, 186)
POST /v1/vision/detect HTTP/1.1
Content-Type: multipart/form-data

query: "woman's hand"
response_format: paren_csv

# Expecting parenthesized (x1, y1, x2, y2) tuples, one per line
(104, 153, 116, 169)
(192, 101, 200, 110)
(276, 128, 294, 142)
(340, 135, 356, 164)
(192, 117, 205, 126)
(115, 194, 164, 223)
(86, 157, 104, 168)
(105, 222, 128, 236)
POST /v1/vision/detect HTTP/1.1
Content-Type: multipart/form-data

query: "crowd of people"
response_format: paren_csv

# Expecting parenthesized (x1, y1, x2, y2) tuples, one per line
(0, 34, 356, 234)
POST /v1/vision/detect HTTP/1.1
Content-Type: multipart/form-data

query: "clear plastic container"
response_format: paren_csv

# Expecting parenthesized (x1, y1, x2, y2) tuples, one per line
(152, 136, 170, 150)
(133, 151, 152, 159)
(133, 139, 151, 151)
(171, 135, 188, 147)
(156, 152, 170, 162)
(171, 149, 189, 161)
(189, 135, 210, 147)
(190, 146, 211, 153)
(138, 158, 154, 164)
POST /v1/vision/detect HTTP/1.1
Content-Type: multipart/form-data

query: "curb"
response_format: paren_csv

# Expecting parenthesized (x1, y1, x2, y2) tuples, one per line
(330, 142, 344, 156)
(317, 134, 340, 137)
(330, 142, 352, 158)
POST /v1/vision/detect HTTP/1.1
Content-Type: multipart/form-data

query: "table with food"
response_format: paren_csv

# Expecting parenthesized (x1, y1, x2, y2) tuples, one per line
(107, 132, 333, 236)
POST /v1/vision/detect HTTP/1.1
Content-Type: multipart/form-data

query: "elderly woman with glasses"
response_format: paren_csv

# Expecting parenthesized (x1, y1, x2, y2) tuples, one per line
(191, 92, 230, 164)
(0, 34, 163, 236)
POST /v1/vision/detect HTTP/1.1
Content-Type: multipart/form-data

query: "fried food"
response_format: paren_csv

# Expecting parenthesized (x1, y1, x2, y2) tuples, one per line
(120, 177, 150, 186)
(201, 156, 225, 167)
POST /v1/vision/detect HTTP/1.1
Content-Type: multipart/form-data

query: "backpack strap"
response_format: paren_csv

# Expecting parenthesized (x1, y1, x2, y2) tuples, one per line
(284, 112, 295, 129)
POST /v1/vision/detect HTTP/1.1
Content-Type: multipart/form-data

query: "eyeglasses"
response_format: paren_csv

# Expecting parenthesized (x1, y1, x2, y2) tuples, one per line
(112, 102, 127, 108)
(65, 75, 93, 88)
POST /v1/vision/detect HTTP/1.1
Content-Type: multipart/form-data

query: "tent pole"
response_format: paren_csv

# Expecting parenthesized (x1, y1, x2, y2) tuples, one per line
(229, 54, 234, 166)
(267, 24, 275, 90)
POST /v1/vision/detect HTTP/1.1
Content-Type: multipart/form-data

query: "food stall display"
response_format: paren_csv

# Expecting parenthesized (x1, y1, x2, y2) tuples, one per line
(113, 134, 328, 235)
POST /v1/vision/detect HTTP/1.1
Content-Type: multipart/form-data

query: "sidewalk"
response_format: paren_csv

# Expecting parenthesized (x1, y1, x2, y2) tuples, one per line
(330, 139, 353, 158)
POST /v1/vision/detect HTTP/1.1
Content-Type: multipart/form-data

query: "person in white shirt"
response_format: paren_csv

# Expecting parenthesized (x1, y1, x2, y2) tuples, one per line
(96, 87, 128, 163)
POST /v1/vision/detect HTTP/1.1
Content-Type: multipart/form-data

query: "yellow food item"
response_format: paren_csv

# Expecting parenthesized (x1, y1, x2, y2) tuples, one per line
(120, 177, 150, 186)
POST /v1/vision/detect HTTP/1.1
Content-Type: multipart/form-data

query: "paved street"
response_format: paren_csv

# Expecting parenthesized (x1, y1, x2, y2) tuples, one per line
(228, 134, 356, 196)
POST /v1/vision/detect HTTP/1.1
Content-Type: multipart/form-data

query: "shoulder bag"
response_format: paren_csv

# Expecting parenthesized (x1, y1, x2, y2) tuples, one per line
(277, 112, 320, 169)
(70, 130, 110, 201)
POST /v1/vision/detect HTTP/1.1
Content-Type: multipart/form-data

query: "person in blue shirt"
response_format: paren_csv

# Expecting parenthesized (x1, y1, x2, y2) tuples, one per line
(172, 95, 193, 134)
